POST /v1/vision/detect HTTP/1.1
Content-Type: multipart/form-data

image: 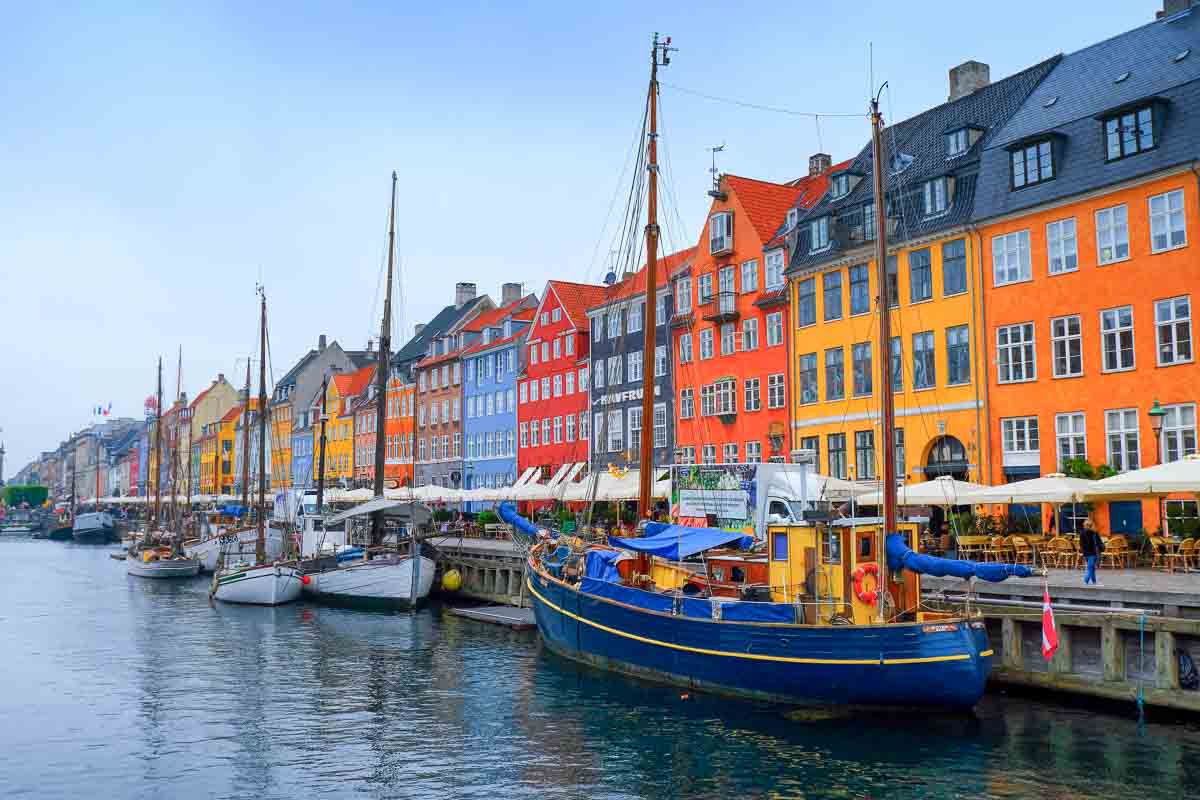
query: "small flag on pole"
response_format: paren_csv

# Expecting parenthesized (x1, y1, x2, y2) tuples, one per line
(1042, 584, 1059, 661)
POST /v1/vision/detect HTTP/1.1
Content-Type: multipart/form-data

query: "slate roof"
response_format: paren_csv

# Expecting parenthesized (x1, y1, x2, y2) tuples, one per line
(759, 160, 853, 250)
(787, 55, 1060, 275)
(392, 295, 490, 369)
(274, 349, 319, 393)
(975, 9, 1200, 220)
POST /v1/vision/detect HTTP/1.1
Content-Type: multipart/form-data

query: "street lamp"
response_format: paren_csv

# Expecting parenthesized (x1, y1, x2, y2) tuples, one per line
(1148, 399, 1167, 465)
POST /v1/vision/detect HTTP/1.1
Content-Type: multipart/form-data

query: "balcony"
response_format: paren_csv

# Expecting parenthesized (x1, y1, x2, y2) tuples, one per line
(701, 291, 739, 323)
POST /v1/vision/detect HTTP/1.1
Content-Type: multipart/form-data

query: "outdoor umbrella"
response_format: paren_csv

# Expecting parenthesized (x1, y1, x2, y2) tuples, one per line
(1084, 454, 1200, 498)
(969, 473, 1095, 504)
(855, 475, 987, 507)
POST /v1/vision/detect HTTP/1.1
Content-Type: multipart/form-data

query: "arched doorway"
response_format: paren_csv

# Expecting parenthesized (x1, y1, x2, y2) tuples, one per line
(925, 436, 968, 481)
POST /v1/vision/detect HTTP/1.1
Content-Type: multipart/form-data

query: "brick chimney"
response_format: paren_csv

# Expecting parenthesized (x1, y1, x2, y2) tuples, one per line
(318, 334, 327, 351)
(948, 61, 990, 102)
(414, 323, 426, 337)
(455, 282, 477, 307)
(216, 373, 225, 384)
(808, 153, 832, 177)
(501, 282, 522, 306)
(1159, 0, 1196, 17)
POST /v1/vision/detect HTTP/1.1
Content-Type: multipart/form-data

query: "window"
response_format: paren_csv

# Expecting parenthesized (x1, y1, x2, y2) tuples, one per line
(700, 384, 716, 416)
(1103, 105, 1155, 161)
(540, 377, 550, 398)
(654, 403, 667, 448)
(824, 348, 844, 401)
(1156, 296, 1192, 365)
(542, 418, 551, 446)
(677, 446, 696, 465)
(852, 342, 872, 396)
(741, 318, 759, 352)
(946, 128, 969, 157)
(828, 433, 847, 479)
(720, 322, 736, 356)
(714, 379, 736, 415)
(1051, 315, 1083, 377)
(530, 344, 539, 364)
(1162, 403, 1197, 462)
(912, 332, 935, 389)
(566, 414, 575, 442)
(655, 345, 667, 376)
(709, 211, 733, 253)
(786, 208, 799, 230)
(741, 259, 758, 293)
(485, 395, 494, 416)
(675, 276, 691, 314)
(627, 350, 643, 383)
(592, 319, 601, 343)
(997, 323, 1036, 383)
(628, 301, 643, 333)
(767, 374, 786, 409)
(885, 256, 898, 308)
(830, 173, 850, 198)
(580, 366, 589, 390)
(909, 248, 932, 302)
(656, 291, 666, 322)
(1055, 413, 1086, 469)
(681, 387, 695, 418)
(922, 178, 948, 216)
(799, 354, 817, 404)
(768, 314, 787, 345)
(1150, 190, 1187, 253)
(566, 371, 575, 394)
(810, 216, 830, 252)
(607, 310, 621, 339)
(702, 445, 716, 465)
(823, 271, 842, 321)
(699, 329, 714, 360)
(1046, 219, 1078, 274)
(552, 308, 561, 323)
(718, 265, 735, 301)
(1010, 140, 1054, 188)
(579, 412, 589, 440)
(553, 416, 563, 444)
(698, 273, 714, 304)
(863, 203, 876, 241)
(992, 230, 1031, 286)
(849, 264, 869, 315)
(854, 430, 876, 480)
(894, 429, 906, 477)
(743, 378, 761, 412)
(937, 326, 968, 386)
(723, 443, 739, 464)
(1105, 408, 1140, 472)
(1002, 417, 1040, 454)
(564, 336, 574, 356)
(672, 334, 691, 371)
(1166, 500, 1200, 538)
(553, 374, 563, 397)
(529, 417, 539, 447)
(530, 378, 540, 401)
(553, 338, 561, 359)
(452, 398, 461, 421)
(1101, 306, 1135, 372)
(1096, 205, 1130, 264)
(602, 356, 619, 386)
(746, 441, 762, 463)
(519, 422, 528, 448)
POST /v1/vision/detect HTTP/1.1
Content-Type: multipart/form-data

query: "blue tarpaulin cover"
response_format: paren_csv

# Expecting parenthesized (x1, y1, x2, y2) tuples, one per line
(581, 577, 675, 613)
(719, 600, 797, 624)
(498, 502, 554, 542)
(886, 533, 1034, 582)
(220, 505, 246, 517)
(609, 524, 753, 561)
(584, 550, 623, 582)
(680, 596, 714, 619)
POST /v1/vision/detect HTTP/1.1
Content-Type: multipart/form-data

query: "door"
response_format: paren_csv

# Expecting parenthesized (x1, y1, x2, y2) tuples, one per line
(1108, 501, 1142, 535)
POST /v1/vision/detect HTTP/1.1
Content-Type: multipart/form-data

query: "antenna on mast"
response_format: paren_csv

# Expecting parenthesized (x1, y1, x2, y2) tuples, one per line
(707, 143, 726, 198)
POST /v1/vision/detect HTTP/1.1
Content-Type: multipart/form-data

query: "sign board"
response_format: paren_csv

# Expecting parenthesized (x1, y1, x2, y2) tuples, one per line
(677, 490, 748, 519)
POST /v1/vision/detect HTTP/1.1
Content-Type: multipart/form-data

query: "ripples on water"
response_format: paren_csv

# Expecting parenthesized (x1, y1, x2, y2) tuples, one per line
(2, 539, 1199, 799)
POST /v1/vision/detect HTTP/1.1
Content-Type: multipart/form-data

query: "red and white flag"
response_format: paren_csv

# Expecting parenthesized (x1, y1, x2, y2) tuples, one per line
(1041, 585, 1059, 660)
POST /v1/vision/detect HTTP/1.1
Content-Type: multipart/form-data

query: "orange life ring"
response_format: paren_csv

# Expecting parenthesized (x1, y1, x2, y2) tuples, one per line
(853, 562, 879, 605)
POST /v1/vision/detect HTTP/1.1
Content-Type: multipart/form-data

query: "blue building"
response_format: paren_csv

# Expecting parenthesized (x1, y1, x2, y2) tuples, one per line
(461, 294, 537, 509)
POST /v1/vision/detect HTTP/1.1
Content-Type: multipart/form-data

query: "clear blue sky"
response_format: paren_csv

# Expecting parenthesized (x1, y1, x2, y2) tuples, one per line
(0, 1, 1153, 474)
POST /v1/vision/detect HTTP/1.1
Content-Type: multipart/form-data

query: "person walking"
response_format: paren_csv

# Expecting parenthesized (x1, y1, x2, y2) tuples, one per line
(1080, 519, 1105, 586)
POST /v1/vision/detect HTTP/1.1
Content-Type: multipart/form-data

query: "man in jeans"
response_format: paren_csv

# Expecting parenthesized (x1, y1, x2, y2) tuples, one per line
(1080, 518, 1105, 586)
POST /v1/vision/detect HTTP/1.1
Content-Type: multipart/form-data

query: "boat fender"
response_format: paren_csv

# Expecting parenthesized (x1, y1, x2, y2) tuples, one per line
(852, 563, 879, 605)
(300, 574, 311, 585)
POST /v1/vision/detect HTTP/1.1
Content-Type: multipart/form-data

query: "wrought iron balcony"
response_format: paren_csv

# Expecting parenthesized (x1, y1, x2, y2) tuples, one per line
(701, 291, 739, 323)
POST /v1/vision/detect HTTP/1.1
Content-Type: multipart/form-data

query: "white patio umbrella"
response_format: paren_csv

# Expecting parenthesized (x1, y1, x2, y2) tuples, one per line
(969, 473, 1095, 505)
(855, 475, 988, 507)
(1084, 454, 1200, 498)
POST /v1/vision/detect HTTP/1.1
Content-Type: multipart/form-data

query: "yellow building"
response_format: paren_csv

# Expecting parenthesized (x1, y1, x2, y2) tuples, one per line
(312, 366, 373, 485)
(270, 402, 292, 490)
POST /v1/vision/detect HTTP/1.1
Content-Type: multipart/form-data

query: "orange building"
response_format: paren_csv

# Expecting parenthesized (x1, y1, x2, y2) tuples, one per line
(975, 13, 1199, 535)
(386, 376, 415, 487)
(672, 160, 844, 465)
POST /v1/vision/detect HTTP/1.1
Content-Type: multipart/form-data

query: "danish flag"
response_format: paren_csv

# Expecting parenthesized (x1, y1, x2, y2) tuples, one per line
(1041, 584, 1059, 660)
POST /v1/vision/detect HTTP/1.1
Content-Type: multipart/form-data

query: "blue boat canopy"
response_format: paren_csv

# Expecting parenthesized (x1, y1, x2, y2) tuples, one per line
(609, 524, 753, 561)
(886, 533, 1033, 582)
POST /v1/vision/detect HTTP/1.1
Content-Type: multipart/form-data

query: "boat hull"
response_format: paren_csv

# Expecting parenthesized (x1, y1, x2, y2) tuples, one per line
(72, 512, 115, 544)
(126, 557, 202, 578)
(47, 526, 74, 541)
(212, 563, 302, 605)
(1, 525, 37, 535)
(302, 555, 435, 610)
(526, 569, 992, 710)
(184, 527, 285, 572)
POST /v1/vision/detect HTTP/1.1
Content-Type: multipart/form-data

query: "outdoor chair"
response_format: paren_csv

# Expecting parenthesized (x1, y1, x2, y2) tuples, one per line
(1101, 536, 1130, 569)
(1044, 537, 1070, 568)
(1011, 536, 1033, 564)
(985, 536, 1006, 562)
(1150, 537, 1171, 571)
(1164, 538, 1191, 572)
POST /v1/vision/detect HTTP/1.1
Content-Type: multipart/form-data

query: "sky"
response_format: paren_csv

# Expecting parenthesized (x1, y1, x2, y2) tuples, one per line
(0, 0, 1154, 475)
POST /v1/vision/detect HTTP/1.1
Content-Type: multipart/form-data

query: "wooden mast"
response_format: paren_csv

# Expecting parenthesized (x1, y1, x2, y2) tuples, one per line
(148, 357, 163, 545)
(240, 355, 252, 511)
(870, 95, 894, 623)
(370, 171, 398, 547)
(638, 34, 671, 520)
(256, 288, 268, 564)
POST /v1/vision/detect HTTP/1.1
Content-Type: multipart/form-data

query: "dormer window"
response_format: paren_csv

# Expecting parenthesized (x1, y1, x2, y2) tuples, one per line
(889, 152, 914, 174)
(809, 216, 830, 253)
(786, 208, 799, 230)
(1011, 139, 1054, 189)
(946, 128, 969, 157)
(1103, 105, 1156, 161)
(922, 178, 950, 216)
(482, 328, 492, 345)
(829, 174, 850, 199)
(503, 320, 512, 337)
(862, 203, 877, 240)
(709, 211, 733, 254)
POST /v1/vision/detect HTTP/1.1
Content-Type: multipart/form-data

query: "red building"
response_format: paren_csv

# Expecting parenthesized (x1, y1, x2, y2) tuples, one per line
(518, 280, 609, 481)
(672, 159, 846, 465)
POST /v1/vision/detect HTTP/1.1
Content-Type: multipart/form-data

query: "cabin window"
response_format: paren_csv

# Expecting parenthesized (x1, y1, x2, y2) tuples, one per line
(768, 500, 791, 521)
(859, 533, 874, 560)
(771, 532, 788, 561)
(820, 530, 841, 564)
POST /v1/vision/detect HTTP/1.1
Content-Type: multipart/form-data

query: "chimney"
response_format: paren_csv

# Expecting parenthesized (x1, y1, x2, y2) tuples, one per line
(948, 61, 990, 102)
(808, 153, 832, 177)
(216, 373, 225, 384)
(318, 334, 327, 351)
(455, 282, 477, 307)
(414, 323, 426, 337)
(1159, 0, 1196, 17)
(366, 338, 374, 353)
(501, 282, 522, 307)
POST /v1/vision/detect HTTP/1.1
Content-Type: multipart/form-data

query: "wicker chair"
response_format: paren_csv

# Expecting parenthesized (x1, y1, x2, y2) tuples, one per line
(1181, 538, 1198, 571)
(1011, 536, 1034, 564)
(1044, 537, 1072, 569)
(1164, 538, 1191, 572)
(1101, 536, 1131, 569)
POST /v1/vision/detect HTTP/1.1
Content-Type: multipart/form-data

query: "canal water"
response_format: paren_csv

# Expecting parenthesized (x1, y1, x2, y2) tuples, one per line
(4, 539, 1199, 799)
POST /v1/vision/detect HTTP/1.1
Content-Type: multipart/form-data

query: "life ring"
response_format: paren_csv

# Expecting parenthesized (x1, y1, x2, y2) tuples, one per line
(853, 562, 879, 605)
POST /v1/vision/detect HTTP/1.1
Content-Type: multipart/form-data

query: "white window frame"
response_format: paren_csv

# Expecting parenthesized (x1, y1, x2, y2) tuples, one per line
(654, 345, 667, 377)
(1161, 403, 1198, 463)
(809, 216, 830, 252)
(653, 403, 667, 449)
(992, 230, 1031, 286)
(709, 211, 733, 254)
(627, 350, 643, 383)
(767, 373, 786, 409)
(743, 377, 761, 412)
(699, 329, 714, 360)
(1001, 416, 1040, 455)
(1046, 218, 1078, 275)
(722, 443, 739, 464)
(766, 312, 783, 347)
(765, 249, 785, 290)
(1155, 295, 1193, 366)
(675, 276, 692, 314)
(745, 441, 762, 463)
(680, 387, 695, 419)
(996, 322, 1036, 384)
(1149, 189, 1187, 254)
(628, 301, 643, 334)
(702, 444, 716, 465)
(678, 333, 693, 365)
(1100, 305, 1135, 373)
(1051, 314, 1083, 378)
(1105, 408, 1140, 473)
(740, 259, 758, 293)
(922, 177, 948, 216)
(607, 409, 624, 453)
(1096, 204, 1130, 265)
(741, 317, 759, 352)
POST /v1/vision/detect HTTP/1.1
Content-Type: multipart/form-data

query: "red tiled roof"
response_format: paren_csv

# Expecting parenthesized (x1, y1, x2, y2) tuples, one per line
(760, 159, 853, 250)
(221, 405, 245, 424)
(546, 280, 610, 330)
(592, 246, 696, 308)
(463, 295, 535, 333)
(333, 365, 375, 398)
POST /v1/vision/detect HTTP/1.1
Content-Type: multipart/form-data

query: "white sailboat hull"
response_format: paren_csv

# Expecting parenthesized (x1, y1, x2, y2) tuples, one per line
(212, 563, 303, 605)
(184, 527, 285, 572)
(126, 556, 202, 578)
(303, 555, 435, 609)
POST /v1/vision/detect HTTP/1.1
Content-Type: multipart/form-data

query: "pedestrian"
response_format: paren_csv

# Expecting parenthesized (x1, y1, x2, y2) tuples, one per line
(1080, 518, 1105, 586)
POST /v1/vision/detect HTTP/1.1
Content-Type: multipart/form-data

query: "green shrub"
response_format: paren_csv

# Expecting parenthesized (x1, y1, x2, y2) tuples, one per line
(3, 485, 48, 508)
